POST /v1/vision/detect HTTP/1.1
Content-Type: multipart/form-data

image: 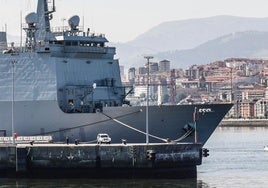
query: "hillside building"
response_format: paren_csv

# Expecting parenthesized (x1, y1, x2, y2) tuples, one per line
(159, 59, 170, 72)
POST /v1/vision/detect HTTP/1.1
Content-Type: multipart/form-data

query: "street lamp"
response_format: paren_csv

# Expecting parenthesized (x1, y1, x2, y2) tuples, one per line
(11, 60, 17, 144)
(144, 56, 153, 144)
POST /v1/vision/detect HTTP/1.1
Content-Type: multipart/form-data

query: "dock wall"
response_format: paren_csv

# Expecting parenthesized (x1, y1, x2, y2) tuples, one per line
(220, 119, 268, 126)
(0, 143, 202, 178)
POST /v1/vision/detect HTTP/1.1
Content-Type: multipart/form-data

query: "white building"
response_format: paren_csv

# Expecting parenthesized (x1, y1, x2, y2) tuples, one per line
(254, 99, 267, 118)
(134, 85, 155, 98)
(157, 85, 168, 105)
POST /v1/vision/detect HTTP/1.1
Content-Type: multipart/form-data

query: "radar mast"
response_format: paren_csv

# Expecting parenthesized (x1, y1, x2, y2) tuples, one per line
(24, 12, 38, 51)
(36, 0, 56, 41)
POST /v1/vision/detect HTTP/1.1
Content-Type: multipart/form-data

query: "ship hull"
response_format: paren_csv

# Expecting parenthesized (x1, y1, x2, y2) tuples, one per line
(0, 101, 232, 145)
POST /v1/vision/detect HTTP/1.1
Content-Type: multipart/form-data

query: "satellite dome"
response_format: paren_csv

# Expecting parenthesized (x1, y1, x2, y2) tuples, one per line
(25, 12, 38, 24)
(68, 15, 80, 29)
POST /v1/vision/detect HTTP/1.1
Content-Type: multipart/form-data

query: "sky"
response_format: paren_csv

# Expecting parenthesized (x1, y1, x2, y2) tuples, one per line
(1, 0, 268, 43)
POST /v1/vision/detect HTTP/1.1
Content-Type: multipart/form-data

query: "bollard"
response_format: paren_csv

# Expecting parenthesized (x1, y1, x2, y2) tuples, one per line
(121, 139, 127, 145)
(146, 150, 156, 161)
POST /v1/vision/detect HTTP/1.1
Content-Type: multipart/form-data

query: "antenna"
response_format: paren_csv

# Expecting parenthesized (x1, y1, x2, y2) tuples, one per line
(68, 15, 80, 30)
(68, 15, 80, 35)
(53, 0, 55, 12)
(83, 15, 85, 32)
(20, 11, 22, 52)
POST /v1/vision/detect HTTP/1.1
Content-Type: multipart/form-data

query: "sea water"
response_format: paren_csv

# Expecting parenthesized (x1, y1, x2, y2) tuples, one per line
(0, 127, 268, 188)
(198, 126, 268, 188)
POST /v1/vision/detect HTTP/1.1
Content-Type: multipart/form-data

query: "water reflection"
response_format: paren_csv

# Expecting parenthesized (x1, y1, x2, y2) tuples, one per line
(0, 178, 212, 188)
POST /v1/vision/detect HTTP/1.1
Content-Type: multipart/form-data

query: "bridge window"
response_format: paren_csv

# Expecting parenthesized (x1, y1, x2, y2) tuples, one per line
(50, 41, 63, 45)
(72, 41, 78, 46)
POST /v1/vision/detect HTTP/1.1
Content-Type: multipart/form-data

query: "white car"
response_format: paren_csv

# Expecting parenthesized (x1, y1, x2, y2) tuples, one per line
(97, 133, 111, 144)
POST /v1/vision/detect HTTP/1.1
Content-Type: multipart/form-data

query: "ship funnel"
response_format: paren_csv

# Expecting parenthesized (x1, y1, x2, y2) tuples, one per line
(68, 15, 80, 30)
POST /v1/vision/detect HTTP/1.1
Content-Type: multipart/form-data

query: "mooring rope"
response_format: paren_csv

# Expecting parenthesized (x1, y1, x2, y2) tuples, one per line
(34, 109, 193, 143)
(173, 128, 194, 142)
(101, 112, 195, 143)
(101, 112, 170, 143)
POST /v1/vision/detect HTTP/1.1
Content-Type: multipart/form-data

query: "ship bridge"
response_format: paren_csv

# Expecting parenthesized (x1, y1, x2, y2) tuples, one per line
(55, 34, 108, 43)
(48, 16, 114, 55)
(50, 34, 113, 54)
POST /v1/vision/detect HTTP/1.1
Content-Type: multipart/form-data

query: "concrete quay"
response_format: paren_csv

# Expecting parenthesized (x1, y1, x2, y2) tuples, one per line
(0, 142, 203, 179)
(220, 119, 268, 127)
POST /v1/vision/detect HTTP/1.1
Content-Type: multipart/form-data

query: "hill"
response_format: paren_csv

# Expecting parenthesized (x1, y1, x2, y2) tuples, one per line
(113, 15, 268, 68)
(155, 31, 268, 69)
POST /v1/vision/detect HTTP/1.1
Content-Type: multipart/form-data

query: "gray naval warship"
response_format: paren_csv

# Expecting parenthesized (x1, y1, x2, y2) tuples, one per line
(0, 0, 232, 145)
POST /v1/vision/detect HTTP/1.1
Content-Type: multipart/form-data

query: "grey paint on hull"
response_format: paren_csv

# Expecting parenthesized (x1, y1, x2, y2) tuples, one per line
(0, 100, 232, 145)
